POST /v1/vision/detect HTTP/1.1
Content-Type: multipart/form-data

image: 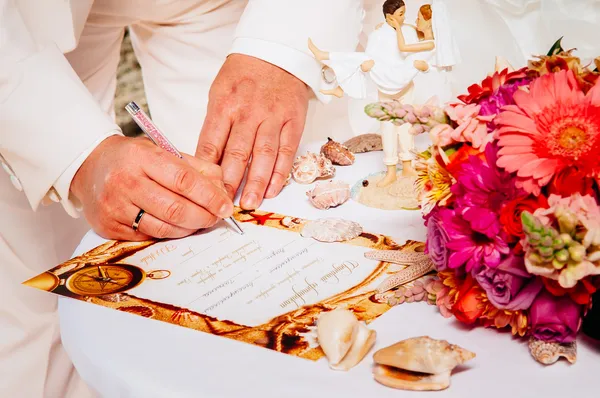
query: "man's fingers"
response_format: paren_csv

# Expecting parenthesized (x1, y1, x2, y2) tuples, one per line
(141, 154, 233, 219)
(265, 119, 304, 199)
(182, 154, 226, 191)
(220, 121, 258, 199)
(119, 204, 196, 240)
(240, 118, 280, 209)
(130, 178, 220, 230)
(195, 102, 231, 164)
(95, 222, 152, 242)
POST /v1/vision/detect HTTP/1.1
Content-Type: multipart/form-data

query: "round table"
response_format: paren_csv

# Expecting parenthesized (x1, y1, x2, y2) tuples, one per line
(59, 142, 599, 398)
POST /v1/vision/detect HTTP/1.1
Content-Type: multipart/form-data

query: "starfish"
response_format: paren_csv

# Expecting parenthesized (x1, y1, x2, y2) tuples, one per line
(240, 212, 284, 226)
(364, 250, 435, 301)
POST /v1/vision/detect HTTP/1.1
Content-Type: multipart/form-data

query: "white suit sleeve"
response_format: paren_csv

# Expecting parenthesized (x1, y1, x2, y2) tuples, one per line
(229, 0, 365, 102)
(0, 0, 121, 217)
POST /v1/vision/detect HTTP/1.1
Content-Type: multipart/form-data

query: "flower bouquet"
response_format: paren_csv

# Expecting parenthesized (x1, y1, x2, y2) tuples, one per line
(379, 40, 600, 365)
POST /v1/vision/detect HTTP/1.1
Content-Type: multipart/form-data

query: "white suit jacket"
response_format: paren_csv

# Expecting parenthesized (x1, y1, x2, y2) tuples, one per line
(0, 0, 364, 219)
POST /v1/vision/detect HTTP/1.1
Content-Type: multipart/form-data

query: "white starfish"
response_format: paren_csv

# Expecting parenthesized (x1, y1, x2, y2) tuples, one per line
(364, 250, 435, 301)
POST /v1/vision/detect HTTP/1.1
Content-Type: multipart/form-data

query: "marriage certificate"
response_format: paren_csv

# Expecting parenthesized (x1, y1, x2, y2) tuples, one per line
(24, 209, 422, 359)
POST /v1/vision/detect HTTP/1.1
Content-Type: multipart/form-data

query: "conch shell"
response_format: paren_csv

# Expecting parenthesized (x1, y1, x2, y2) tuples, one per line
(528, 338, 576, 365)
(306, 181, 350, 210)
(292, 152, 335, 184)
(373, 336, 475, 391)
(320, 137, 355, 165)
(317, 308, 376, 371)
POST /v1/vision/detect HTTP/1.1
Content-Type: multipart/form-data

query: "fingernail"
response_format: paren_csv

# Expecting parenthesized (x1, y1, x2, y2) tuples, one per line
(242, 193, 259, 210)
(219, 203, 234, 218)
(266, 184, 279, 198)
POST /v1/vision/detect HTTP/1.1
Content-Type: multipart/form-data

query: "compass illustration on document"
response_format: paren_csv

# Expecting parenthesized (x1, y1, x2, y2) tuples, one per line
(25, 263, 171, 297)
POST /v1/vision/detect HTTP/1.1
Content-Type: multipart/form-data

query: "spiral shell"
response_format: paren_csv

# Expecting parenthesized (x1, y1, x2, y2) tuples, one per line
(528, 338, 576, 365)
(320, 137, 355, 166)
(306, 181, 350, 210)
(292, 152, 335, 184)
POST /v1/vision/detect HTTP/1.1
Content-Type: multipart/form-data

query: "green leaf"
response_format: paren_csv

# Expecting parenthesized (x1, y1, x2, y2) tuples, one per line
(547, 37, 564, 56)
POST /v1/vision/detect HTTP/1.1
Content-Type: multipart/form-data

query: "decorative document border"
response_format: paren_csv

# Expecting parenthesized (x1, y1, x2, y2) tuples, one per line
(25, 208, 423, 360)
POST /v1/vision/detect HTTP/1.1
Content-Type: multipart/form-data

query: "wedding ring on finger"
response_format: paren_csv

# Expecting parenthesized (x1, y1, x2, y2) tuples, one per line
(132, 209, 146, 231)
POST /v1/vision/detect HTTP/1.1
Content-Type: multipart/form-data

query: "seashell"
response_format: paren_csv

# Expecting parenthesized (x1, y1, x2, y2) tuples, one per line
(528, 338, 576, 365)
(343, 133, 383, 153)
(292, 152, 336, 184)
(373, 336, 475, 391)
(301, 218, 362, 242)
(118, 305, 155, 318)
(170, 309, 200, 324)
(281, 216, 301, 228)
(98, 293, 130, 303)
(317, 308, 376, 371)
(306, 181, 350, 210)
(320, 137, 355, 165)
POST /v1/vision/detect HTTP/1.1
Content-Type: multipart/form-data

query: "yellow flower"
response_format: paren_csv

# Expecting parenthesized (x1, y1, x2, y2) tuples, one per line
(415, 148, 455, 215)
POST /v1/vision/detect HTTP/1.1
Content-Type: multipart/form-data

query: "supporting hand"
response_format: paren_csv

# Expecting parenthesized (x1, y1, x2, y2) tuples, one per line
(414, 60, 429, 72)
(195, 54, 310, 209)
(71, 136, 233, 241)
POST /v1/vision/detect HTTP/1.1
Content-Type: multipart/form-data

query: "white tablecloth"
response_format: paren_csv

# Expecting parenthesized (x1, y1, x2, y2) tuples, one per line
(59, 140, 600, 398)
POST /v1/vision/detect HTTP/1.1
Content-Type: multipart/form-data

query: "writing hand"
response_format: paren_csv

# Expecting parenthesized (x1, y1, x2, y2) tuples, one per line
(71, 136, 234, 241)
(195, 54, 309, 209)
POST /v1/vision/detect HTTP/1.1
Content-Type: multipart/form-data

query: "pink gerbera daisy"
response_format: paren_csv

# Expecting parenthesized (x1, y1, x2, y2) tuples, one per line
(495, 70, 600, 195)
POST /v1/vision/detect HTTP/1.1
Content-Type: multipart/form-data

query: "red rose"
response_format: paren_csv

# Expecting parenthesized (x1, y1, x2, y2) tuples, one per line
(452, 275, 485, 324)
(547, 166, 597, 199)
(499, 195, 549, 241)
(542, 278, 597, 306)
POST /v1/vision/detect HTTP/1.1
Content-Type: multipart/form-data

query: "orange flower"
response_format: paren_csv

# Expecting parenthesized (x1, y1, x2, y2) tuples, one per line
(452, 275, 485, 324)
(528, 49, 599, 94)
(480, 307, 528, 337)
(445, 145, 485, 178)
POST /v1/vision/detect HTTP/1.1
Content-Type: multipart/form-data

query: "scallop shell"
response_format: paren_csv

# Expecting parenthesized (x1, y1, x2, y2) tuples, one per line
(292, 152, 335, 184)
(372, 336, 475, 391)
(320, 137, 355, 165)
(528, 338, 577, 365)
(317, 308, 376, 371)
(300, 218, 362, 242)
(343, 133, 383, 153)
(170, 309, 200, 324)
(306, 181, 350, 210)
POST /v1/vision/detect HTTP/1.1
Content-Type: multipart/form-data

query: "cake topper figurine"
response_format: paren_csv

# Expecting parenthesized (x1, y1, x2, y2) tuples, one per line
(310, 1, 459, 211)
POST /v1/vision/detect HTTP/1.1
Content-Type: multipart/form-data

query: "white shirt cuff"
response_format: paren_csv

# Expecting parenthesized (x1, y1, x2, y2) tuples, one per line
(48, 131, 121, 218)
(229, 37, 333, 103)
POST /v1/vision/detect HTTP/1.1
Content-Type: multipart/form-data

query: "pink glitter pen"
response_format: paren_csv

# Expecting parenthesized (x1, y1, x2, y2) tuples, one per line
(125, 101, 243, 235)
